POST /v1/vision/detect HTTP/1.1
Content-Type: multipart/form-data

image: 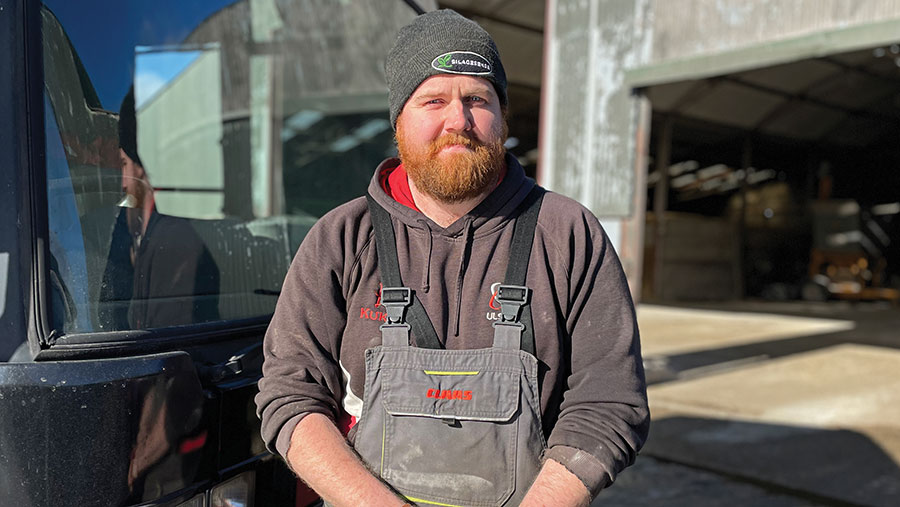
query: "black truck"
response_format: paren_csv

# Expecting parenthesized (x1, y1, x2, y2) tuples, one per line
(0, 1, 422, 505)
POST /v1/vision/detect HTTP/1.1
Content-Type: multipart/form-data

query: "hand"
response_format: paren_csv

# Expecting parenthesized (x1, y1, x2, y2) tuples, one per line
(286, 413, 408, 506)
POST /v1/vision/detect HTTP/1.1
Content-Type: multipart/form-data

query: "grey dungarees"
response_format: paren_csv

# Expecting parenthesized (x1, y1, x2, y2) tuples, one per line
(352, 189, 546, 507)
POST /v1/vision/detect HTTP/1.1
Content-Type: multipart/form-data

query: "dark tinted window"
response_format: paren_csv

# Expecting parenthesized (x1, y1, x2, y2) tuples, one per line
(42, 0, 417, 335)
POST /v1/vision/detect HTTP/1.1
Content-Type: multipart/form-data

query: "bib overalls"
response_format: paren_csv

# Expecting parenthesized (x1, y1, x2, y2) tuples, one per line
(352, 189, 546, 507)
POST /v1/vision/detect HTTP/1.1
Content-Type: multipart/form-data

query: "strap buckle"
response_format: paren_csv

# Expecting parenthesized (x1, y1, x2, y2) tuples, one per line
(380, 287, 412, 327)
(495, 284, 530, 325)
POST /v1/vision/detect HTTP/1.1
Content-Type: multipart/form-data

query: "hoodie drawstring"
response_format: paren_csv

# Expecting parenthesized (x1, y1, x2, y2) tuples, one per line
(417, 219, 433, 293)
(452, 218, 475, 337)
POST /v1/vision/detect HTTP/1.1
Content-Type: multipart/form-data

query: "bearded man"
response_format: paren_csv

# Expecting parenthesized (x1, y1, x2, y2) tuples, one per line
(256, 9, 648, 507)
(99, 88, 219, 331)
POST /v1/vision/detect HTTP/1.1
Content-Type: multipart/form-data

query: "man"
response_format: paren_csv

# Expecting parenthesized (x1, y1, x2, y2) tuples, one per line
(99, 88, 219, 330)
(256, 9, 648, 507)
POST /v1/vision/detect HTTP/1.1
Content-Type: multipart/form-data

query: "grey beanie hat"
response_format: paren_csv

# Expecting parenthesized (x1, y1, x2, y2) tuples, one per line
(386, 9, 507, 128)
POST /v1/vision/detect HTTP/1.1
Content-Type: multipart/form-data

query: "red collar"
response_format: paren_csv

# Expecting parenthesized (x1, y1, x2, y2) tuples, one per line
(379, 163, 507, 211)
(380, 164, 420, 211)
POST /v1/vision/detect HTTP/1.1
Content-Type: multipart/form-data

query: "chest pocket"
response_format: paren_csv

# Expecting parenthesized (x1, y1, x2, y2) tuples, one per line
(355, 347, 542, 507)
(383, 363, 519, 420)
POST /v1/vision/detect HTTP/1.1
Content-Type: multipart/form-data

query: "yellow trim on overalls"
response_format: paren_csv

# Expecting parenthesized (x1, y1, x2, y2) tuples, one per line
(405, 496, 466, 507)
(423, 370, 479, 375)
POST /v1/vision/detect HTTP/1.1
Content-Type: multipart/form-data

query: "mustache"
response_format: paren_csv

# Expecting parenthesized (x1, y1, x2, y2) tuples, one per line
(427, 133, 484, 154)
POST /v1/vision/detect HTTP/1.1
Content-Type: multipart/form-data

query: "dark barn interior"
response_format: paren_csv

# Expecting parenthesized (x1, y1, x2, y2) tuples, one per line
(641, 46, 900, 303)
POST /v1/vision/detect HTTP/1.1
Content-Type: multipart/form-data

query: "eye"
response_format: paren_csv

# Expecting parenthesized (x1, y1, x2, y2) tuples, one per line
(466, 95, 486, 104)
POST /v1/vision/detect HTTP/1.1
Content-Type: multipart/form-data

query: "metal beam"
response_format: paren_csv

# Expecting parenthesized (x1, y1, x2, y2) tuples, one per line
(735, 136, 752, 300)
(652, 116, 673, 301)
(814, 84, 900, 144)
(820, 55, 900, 86)
(750, 61, 846, 132)
(666, 78, 722, 115)
(722, 75, 900, 127)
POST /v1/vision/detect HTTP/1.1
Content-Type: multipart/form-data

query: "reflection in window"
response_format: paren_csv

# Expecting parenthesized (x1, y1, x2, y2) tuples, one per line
(135, 46, 225, 220)
(42, 0, 420, 335)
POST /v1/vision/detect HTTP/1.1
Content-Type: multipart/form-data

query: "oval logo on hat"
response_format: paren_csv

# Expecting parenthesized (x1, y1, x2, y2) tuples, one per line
(431, 51, 492, 76)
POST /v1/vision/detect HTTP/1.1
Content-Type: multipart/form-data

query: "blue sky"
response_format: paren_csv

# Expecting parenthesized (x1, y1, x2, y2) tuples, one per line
(44, 0, 236, 111)
(135, 49, 202, 108)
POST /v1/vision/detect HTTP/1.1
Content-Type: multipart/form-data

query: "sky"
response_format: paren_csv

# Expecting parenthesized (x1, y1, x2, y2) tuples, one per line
(43, 0, 236, 111)
(134, 50, 202, 108)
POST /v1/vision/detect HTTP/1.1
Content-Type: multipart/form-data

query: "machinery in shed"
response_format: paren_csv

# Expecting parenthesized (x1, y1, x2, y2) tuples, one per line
(638, 47, 900, 303)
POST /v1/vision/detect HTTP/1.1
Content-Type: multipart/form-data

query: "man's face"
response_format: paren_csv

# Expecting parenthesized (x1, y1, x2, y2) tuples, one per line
(395, 74, 507, 203)
(119, 148, 149, 207)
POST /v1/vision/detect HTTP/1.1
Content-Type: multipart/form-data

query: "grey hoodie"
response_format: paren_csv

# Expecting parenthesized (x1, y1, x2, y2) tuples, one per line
(255, 154, 649, 497)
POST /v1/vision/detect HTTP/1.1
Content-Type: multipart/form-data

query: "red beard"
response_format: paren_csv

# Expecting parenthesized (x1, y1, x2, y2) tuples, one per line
(396, 124, 507, 203)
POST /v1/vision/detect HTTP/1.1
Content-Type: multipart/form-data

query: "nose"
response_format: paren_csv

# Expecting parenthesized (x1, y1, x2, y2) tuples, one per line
(444, 99, 471, 133)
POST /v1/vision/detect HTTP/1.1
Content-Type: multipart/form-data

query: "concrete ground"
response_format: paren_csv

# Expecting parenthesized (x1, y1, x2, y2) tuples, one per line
(596, 457, 824, 506)
(595, 301, 900, 506)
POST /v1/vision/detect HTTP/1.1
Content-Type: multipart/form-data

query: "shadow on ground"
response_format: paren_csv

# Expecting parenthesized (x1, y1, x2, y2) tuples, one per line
(626, 302, 900, 505)
(643, 301, 900, 385)
(611, 416, 900, 506)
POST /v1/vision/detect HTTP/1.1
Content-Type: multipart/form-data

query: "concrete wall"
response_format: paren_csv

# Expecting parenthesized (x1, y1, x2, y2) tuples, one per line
(649, 0, 900, 64)
(541, 0, 653, 300)
(541, 0, 653, 219)
(542, 0, 900, 302)
(629, 0, 900, 88)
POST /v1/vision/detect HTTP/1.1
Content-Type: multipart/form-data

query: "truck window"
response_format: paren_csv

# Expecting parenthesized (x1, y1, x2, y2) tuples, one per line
(41, 0, 413, 336)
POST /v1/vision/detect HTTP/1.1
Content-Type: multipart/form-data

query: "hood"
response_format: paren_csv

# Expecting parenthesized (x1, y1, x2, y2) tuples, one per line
(366, 153, 536, 237)
(366, 152, 537, 337)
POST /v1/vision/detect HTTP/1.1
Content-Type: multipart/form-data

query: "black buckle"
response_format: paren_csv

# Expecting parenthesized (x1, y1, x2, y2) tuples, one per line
(495, 284, 530, 324)
(380, 287, 411, 326)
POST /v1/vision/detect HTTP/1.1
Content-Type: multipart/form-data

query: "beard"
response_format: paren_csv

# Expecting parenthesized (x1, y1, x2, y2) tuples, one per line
(396, 121, 508, 203)
(122, 178, 149, 209)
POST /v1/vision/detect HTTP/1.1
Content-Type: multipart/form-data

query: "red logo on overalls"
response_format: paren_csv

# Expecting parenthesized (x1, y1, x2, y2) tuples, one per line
(485, 282, 502, 321)
(426, 389, 473, 400)
(488, 282, 502, 311)
(359, 283, 387, 322)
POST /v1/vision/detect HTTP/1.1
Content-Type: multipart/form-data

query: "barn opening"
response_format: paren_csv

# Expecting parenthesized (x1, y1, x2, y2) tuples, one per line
(640, 46, 900, 304)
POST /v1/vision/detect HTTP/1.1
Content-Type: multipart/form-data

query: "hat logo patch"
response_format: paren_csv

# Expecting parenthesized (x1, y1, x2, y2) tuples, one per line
(431, 51, 492, 76)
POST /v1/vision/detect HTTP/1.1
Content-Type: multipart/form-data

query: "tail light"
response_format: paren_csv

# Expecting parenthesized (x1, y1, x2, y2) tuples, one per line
(175, 493, 205, 507)
(209, 471, 256, 507)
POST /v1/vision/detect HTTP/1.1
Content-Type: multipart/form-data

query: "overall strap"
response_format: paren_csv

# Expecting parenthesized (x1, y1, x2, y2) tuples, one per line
(366, 194, 442, 349)
(493, 186, 544, 354)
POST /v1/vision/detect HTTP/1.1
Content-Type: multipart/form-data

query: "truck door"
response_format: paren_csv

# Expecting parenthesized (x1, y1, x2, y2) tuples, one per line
(0, 0, 424, 505)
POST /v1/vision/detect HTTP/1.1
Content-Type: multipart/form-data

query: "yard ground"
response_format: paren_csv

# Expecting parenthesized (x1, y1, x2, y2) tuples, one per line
(594, 301, 900, 506)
